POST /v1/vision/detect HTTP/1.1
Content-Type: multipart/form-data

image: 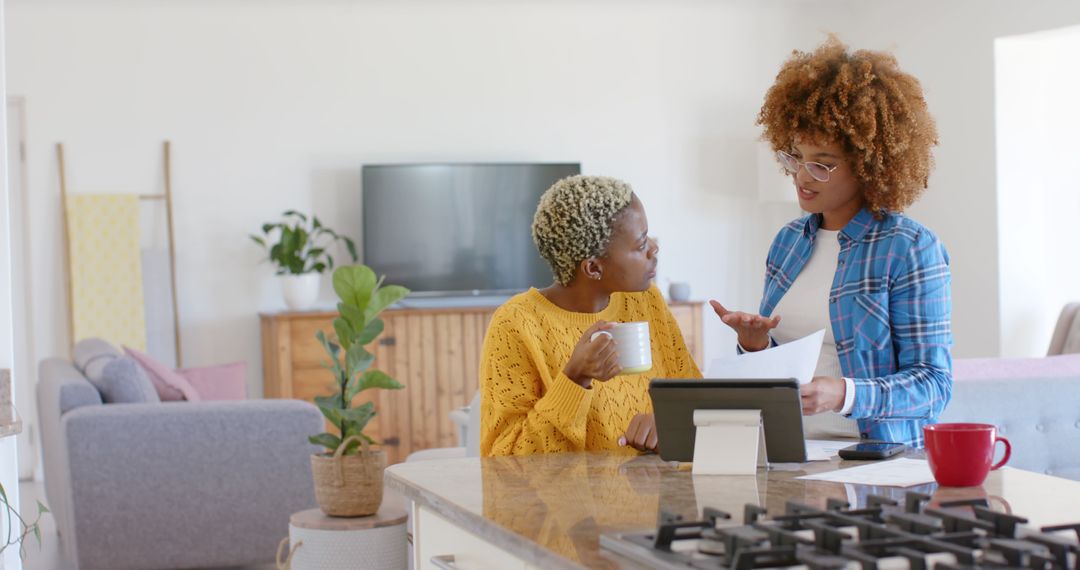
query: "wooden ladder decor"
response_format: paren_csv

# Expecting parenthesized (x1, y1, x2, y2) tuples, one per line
(56, 141, 184, 367)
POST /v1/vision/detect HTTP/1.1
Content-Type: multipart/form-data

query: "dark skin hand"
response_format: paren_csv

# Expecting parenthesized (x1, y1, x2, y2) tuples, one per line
(801, 375, 846, 415)
(619, 413, 659, 452)
(709, 300, 781, 351)
(563, 321, 621, 389)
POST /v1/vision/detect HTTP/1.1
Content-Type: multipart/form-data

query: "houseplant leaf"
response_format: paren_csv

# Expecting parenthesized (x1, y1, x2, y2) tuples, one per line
(340, 401, 375, 425)
(338, 302, 366, 332)
(282, 209, 307, 222)
(356, 317, 384, 346)
(343, 237, 358, 262)
(316, 331, 345, 378)
(314, 393, 345, 425)
(333, 265, 377, 311)
(356, 369, 404, 393)
(308, 433, 342, 451)
(340, 402, 376, 439)
(345, 344, 374, 376)
(333, 317, 356, 350)
(365, 285, 409, 319)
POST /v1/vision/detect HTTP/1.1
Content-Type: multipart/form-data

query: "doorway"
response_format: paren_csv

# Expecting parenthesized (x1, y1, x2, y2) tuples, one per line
(6, 96, 37, 480)
(995, 26, 1080, 357)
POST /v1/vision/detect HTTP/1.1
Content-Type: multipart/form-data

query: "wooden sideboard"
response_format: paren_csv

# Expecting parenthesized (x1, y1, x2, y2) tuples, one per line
(261, 300, 703, 465)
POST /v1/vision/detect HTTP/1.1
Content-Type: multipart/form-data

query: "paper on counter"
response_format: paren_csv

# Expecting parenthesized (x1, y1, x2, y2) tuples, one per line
(795, 458, 936, 487)
(804, 439, 855, 461)
(706, 329, 825, 386)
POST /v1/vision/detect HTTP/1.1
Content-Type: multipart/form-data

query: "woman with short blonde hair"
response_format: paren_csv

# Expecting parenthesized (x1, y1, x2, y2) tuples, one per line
(480, 175, 701, 456)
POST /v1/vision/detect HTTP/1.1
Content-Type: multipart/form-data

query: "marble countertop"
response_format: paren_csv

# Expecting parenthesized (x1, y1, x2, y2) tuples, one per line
(387, 451, 1080, 570)
(0, 369, 21, 439)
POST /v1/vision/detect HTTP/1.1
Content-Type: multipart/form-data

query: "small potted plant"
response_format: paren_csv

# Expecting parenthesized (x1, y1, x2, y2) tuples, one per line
(308, 264, 408, 517)
(250, 210, 358, 311)
(1, 481, 48, 560)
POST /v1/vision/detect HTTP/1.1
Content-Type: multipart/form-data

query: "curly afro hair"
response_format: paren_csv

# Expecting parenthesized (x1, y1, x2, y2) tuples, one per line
(531, 175, 634, 286)
(757, 36, 938, 214)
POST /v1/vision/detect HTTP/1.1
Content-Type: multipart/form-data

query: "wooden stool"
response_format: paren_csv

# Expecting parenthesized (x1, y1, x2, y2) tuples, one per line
(281, 506, 408, 570)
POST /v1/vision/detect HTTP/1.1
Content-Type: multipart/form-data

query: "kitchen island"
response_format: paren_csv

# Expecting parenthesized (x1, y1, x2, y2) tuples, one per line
(386, 450, 1080, 569)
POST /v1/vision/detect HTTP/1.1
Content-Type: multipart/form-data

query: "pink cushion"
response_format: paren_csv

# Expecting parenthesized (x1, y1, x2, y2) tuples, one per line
(953, 354, 1080, 381)
(178, 362, 248, 401)
(122, 346, 201, 401)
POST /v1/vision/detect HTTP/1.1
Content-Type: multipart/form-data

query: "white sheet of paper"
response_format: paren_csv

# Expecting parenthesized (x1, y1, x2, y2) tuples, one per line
(795, 458, 936, 487)
(706, 329, 825, 385)
(804, 439, 854, 461)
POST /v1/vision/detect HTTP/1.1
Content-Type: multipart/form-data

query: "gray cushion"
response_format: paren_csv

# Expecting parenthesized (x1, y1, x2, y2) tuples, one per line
(73, 338, 121, 382)
(60, 381, 105, 414)
(97, 357, 161, 404)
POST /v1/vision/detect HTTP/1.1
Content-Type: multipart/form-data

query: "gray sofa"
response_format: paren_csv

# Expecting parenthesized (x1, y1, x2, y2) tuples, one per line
(940, 375, 1080, 480)
(38, 355, 324, 570)
(940, 302, 1080, 481)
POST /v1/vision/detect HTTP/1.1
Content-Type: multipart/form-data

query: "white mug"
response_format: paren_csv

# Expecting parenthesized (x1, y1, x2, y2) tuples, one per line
(591, 321, 652, 375)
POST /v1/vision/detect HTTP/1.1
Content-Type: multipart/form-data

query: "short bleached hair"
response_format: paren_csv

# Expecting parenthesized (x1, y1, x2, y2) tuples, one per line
(531, 175, 634, 286)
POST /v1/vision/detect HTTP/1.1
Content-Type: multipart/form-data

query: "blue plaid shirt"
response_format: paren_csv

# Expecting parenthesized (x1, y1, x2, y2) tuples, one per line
(760, 208, 953, 448)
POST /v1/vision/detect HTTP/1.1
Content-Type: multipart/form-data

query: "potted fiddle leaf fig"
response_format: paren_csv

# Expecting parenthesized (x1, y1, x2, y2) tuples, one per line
(309, 264, 408, 517)
(250, 210, 358, 311)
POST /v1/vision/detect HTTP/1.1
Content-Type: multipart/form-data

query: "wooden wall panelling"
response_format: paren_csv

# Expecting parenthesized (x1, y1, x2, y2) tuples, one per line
(261, 317, 292, 398)
(405, 315, 425, 455)
(382, 313, 411, 465)
(421, 315, 437, 451)
(462, 313, 479, 405)
(436, 313, 453, 446)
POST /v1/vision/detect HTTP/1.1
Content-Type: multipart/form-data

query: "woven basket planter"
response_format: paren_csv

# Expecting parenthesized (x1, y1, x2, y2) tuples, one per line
(311, 436, 385, 517)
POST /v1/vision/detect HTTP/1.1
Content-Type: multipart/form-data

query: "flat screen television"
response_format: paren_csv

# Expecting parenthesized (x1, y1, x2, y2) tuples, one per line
(361, 163, 581, 296)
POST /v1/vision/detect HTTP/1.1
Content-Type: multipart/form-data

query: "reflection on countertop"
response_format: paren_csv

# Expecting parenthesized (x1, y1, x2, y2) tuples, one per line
(388, 450, 1080, 569)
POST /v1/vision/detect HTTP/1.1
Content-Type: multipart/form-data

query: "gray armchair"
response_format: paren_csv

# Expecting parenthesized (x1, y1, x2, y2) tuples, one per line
(37, 356, 323, 570)
(942, 302, 1080, 481)
(1048, 302, 1080, 355)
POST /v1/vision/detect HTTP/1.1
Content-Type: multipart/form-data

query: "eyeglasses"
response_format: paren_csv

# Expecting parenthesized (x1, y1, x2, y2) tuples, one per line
(776, 150, 840, 183)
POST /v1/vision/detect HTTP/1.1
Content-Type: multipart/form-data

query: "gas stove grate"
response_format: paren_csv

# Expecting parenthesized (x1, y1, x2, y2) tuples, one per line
(600, 492, 1080, 570)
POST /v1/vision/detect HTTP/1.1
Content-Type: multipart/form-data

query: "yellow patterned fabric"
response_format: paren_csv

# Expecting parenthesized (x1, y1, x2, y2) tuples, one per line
(66, 194, 147, 350)
(480, 285, 701, 456)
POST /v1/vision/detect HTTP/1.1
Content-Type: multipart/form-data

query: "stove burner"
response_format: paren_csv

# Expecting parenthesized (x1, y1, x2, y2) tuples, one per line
(600, 491, 1080, 570)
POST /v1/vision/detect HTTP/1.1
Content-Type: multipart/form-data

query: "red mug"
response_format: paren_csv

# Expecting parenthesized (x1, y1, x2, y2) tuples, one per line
(924, 423, 1011, 487)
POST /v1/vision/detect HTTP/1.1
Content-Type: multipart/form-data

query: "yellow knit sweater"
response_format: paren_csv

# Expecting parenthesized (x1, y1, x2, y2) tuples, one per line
(480, 285, 702, 456)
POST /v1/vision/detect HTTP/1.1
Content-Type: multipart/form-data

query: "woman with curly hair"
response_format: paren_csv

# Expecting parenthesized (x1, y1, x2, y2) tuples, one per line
(711, 37, 952, 448)
(480, 175, 701, 456)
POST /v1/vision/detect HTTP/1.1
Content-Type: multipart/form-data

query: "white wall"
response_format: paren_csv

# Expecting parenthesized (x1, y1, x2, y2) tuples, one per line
(996, 25, 1080, 357)
(824, 0, 1080, 358)
(1, 0, 26, 566)
(7, 0, 817, 402)
(9, 0, 1080, 438)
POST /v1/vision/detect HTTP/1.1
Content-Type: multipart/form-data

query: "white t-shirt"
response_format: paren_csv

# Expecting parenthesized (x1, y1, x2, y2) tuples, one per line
(771, 229, 860, 439)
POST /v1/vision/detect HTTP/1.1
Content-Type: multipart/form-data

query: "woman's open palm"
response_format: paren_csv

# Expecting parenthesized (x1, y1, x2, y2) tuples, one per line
(709, 300, 781, 351)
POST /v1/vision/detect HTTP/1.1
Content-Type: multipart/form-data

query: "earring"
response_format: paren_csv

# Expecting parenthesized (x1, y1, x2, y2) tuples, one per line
(592, 273, 602, 280)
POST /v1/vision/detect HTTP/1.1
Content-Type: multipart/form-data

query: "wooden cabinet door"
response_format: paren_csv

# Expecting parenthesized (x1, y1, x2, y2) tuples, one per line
(668, 302, 703, 368)
(374, 310, 492, 463)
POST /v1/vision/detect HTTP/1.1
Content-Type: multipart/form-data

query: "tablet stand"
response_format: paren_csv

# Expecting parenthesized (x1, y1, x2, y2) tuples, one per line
(691, 409, 768, 475)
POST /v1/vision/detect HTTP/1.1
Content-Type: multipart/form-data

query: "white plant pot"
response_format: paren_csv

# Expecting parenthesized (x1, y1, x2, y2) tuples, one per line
(280, 273, 321, 311)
